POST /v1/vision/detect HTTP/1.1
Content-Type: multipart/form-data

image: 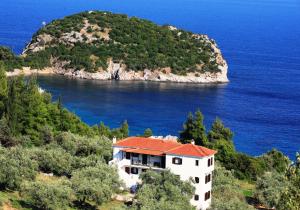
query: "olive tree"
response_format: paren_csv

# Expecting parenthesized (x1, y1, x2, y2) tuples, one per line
(0, 147, 37, 190)
(134, 170, 195, 210)
(209, 164, 255, 210)
(71, 163, 121, 205)
(254, 172, 289, 209)
(21, 180, 73, 210)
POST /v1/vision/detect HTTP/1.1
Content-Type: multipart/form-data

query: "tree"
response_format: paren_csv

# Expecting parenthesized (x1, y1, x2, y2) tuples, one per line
(119, 120, 129, 138)
(207, 118, 236, 165)
(40, 125, 54, 144)
(259, 149, 290, 174)
(32, 147, 74, 176)
(254, 172, 289, 209)
(133, 170, 195, 210)
(0, 147, 38, 190)
(277, 152, 300, 210)
(0, 63, 8, 118)
(179, 110, 208, 146)
(207, 118, 233, 143)
(209, 164, 255, 210)
(6, 76, 23, 135)
(0, 116, 18, 147)
(143, 128, 153, 137)
(98, 121, 111, 137)
(19, 77, 48, 143)
(277, 178, 300, 210)
(71, 163, 121, 205)
(21, 180, 73, 210)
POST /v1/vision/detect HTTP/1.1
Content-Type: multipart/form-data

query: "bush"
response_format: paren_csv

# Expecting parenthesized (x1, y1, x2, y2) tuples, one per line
(210, 164, 255, 210)
(134, 170, 195, 210)
(71, 163, 121, 205)
(32, 147, 74, 176)
(0, 147, 38, 190)
(254, 172, 289, 208)
(21, 180, 73, 210)
(55, 132, 112, 162)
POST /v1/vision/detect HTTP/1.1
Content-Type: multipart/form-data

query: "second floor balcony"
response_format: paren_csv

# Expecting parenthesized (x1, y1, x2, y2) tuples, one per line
(131, 158, 163, 168)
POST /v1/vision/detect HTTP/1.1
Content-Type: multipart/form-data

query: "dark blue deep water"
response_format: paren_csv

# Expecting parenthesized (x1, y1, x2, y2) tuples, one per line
(0, 0, 300, 157)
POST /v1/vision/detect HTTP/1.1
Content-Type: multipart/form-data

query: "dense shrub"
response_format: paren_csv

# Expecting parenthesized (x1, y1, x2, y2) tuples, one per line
(21, 180, 73, 210)
(71, 163, 121, 205)
(55, 132, 112, 161)
(133, 170, 195, 210)
(0, 147, 38, 190)
(254, 172, 289, 208)
(210, 164, 255, 210)
(31, 147, 74, 176)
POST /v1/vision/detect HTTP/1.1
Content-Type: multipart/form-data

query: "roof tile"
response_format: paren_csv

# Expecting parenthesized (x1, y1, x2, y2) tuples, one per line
(114, 137, 216, 158)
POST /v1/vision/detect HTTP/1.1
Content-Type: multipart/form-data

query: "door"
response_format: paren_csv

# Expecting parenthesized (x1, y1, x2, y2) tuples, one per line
(142, 154, 147, 165)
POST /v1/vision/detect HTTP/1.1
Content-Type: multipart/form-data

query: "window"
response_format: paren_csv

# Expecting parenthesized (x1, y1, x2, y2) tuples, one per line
(195, 160, 199, 166)
(208, 158, 211, 167)
(132, 153, 139, 157)
(125, 167, 130, 174)
(204, 191, 211, 201)
(131, 167, 139, 174)
(205, 174, 211, 184)
(195, 177, 199, 183)
(172, 157, 182, 165)
(194, 194, 199, 201)
(125, 152, 131, 159)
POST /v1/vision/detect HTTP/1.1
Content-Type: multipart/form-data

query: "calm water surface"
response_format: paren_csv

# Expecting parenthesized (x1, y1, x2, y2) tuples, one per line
(0, 0, 300, 157)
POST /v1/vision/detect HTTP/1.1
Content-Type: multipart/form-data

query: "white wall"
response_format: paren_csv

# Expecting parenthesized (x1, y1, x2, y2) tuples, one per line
(112, 146, 215, 210)
(165, 154, 215, 210)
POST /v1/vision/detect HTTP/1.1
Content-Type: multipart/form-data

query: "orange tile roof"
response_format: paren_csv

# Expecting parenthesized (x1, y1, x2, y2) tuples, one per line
(114, 137, 216, 157)
(115, 137, 181, 152)
(165, 144, 217, 157)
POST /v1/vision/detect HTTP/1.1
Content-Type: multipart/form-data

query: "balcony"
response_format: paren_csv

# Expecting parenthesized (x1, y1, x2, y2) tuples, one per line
(131, 158, 163, 168)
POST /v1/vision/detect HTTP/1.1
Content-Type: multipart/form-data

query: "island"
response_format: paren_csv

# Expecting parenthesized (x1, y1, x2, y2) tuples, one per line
(2, 11, 228, 83)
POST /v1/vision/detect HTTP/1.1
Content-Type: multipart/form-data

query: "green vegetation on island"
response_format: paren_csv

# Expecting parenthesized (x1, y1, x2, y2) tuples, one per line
(1, 11, 225, 75)
(0, 64, 299, 210)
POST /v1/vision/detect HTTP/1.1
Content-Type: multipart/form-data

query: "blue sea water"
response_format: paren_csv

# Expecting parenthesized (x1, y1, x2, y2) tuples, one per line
(0, 0, 300, 157)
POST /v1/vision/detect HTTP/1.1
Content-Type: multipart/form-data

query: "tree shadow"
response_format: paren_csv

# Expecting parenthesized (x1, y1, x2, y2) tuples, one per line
(13, 200, 40, 210)
(73, 200, 97, 210)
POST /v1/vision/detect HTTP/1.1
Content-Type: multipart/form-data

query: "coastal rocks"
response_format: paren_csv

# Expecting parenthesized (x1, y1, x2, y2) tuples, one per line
(23, 34, 54, 54)
(51, 65, 228, 83)
(6, 67, 54, 77)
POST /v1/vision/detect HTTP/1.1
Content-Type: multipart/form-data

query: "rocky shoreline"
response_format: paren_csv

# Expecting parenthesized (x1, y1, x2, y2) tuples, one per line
(6, 62, 228, 84)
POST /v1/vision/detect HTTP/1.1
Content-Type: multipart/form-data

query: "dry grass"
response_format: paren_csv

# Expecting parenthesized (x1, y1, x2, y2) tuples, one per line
(36, 173, 63, 183)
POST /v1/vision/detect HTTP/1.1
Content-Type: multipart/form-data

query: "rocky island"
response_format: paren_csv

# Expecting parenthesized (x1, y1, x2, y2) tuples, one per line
(2, 11, 228, 83)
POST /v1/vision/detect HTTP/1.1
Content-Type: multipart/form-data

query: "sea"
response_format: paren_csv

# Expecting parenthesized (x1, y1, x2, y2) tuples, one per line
(0, 0, 299, 157)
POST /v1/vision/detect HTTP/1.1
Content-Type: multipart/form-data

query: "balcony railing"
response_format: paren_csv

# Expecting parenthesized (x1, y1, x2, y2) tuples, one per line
(131, 159, 163, 168)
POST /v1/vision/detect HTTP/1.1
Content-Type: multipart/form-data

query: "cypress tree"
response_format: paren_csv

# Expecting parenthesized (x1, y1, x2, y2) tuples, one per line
(0, 63, 7, 118)
(179, 110, 208, 146)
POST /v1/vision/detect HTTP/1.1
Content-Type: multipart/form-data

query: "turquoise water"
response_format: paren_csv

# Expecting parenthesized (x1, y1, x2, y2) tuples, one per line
(0, 0, 300, 157)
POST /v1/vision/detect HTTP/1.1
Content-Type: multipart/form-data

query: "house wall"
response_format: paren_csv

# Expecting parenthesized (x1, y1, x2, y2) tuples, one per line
(111, 146, 215, 210)
(165, 154, 214, 210)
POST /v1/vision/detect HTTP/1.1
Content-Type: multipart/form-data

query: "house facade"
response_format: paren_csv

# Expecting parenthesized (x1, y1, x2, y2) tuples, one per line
(109, 137, 217, 210)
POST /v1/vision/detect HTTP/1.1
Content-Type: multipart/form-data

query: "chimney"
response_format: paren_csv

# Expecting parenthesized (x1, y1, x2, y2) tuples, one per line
(112, 136, 117, 144)
(191, 139, 195, 145)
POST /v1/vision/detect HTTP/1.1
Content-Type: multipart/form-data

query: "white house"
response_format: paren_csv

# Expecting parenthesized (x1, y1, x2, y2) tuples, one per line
(109, 137, 217, 210)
